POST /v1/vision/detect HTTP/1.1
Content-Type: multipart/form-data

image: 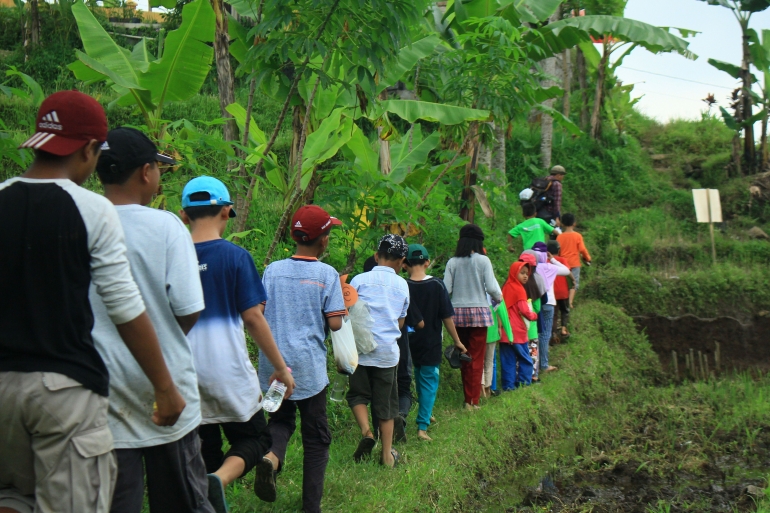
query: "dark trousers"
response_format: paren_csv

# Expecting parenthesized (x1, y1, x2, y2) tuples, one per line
(267, 389, 331, 513)
(556, 299, 570, 328)
(111, 428, 215, 513)
(199, 411, 272, 478)
(396, 332, 413, 417)
(457, 327, 488, 405)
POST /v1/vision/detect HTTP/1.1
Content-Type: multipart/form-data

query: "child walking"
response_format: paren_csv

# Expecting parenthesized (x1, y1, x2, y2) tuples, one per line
(548, 240, 572, 338)
(556, 213, 591, 309)
(508, 203, 561, 251)
(180, 176, 295, 513)
(498, 262, 538, 390)
(347, 235, 410, 468)
(444, 224, 502, 410)
(404, 244, 466, 441)
(91, 128, 213, 513)
(519, 252, 544, 381)
(531, 242, 570, 375)
(259, 205, 345, 512)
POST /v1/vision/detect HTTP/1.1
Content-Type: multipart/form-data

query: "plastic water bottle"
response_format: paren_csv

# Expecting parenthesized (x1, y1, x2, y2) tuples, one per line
(262, 367, 291, 413)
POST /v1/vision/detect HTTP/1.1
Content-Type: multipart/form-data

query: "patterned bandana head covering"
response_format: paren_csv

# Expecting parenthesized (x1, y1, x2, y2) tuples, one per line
(377, 234, 408, 258)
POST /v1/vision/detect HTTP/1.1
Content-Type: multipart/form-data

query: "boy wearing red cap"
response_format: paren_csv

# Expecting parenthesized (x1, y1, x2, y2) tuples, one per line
(257, 205, 346, 513)
(0, 91, 185, 513)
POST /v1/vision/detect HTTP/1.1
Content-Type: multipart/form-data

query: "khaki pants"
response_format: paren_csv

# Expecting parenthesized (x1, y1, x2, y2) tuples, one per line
(481, 343, 497, 388)
(0, 372, 117, 513)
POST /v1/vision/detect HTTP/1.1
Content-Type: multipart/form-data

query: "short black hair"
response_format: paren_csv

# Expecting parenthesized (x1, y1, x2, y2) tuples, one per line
(34, 149, 68, 163)
(97, 162, 148, 186)
(377, 250, 403, 262)
(293, 229, 330, 247)
(406, 258, 429, 268)
(183, 192, 224, 220)
(562, 213, 575, 227)
(547, 240, 560, 255)
(454, 237, 484, 258)
(522, 202, 536, 217)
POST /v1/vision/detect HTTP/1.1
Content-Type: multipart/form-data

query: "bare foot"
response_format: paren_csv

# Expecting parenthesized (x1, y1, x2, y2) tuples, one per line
(430, 416, 436, 423)
(464, 403, 474, 411)
(544, 366, 559, 373)
(417, 430, 432, 441)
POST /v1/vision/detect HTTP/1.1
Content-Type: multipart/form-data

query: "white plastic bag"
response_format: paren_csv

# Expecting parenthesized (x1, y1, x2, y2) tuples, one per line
(519, 188, 534, 201)
(331, 316, 358, 375)
(348, 300, 377, 354)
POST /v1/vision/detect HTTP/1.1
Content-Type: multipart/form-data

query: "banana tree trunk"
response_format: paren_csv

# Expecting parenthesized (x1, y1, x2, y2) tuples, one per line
(761, 113, 768, 171)
(590, 40, 610, 140)
(539, 11, 560, 169)
(562, 49, 571, 118)
(29, 0, 39, 47)
(378, 90, 392, 175)
(460, 123, 480, 223)
(741, 21, 756, 172)
(490, 122, 507, 188)
(577, 48, 589, 131)
(210, 0, 238, 145)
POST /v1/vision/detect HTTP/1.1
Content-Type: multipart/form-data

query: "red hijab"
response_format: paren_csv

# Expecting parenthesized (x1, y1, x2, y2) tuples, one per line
(502, 261, 530, 307)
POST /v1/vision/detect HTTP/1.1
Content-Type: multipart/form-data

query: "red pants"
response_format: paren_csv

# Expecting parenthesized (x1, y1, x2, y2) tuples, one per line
(457, 327, 488, 405)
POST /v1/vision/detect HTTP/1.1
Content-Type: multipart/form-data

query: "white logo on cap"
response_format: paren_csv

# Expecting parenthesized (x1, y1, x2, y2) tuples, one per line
(294, 221, 303, 228)
(101, 142, 110, 150)
(39, 111, 62, 131)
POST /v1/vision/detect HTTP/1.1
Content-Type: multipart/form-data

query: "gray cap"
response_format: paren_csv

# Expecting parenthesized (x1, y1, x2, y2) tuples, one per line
(550, 165, 566, 175)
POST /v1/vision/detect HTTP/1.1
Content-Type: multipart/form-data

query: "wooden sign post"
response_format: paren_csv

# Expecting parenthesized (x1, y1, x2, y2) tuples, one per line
(692, 189, 722, 264)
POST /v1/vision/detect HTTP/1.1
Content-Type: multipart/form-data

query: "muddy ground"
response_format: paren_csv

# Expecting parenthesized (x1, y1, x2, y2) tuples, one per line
(517, 461, 765, 512)
(634, 314, 770, 373)
(487, 397, 770, 512)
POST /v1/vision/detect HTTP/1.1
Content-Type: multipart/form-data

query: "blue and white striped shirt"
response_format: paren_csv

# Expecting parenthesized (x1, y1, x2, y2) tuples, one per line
(350, 266, 410, 368)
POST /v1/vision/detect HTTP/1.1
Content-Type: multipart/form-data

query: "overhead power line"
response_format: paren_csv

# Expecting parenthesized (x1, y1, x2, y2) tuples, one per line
(619, 66, 737, 91)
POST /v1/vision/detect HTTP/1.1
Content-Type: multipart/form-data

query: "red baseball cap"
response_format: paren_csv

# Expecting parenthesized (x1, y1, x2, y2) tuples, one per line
(19, 90, 108, 156)
(291, 205, 342, 242)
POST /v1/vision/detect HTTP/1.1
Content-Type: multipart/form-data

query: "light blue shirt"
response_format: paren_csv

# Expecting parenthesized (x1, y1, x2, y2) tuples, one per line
(350, 266, 410, 368)
(260, 257, 346, 400)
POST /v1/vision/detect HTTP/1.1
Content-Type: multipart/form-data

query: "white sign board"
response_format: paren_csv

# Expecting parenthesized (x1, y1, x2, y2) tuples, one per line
(692, 189, 722, 223)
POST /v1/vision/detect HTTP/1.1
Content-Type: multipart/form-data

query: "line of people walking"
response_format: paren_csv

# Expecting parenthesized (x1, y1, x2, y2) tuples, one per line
(0, 91, 591, 513)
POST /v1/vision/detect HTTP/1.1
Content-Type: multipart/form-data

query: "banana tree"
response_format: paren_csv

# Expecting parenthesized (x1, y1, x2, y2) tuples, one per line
(69, 0, 215, 137)
(709, 27, 770, 173)
(697, 0, 770, 171)
(541, 15, 697, 138)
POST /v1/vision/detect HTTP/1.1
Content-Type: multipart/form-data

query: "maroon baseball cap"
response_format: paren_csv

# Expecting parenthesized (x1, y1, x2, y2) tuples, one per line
(19, 91, 108, 156)
(291, 205, 342, 242)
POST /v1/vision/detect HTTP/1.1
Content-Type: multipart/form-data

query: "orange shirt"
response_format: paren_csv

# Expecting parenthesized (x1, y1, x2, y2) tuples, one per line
(556, 231, 591, 268)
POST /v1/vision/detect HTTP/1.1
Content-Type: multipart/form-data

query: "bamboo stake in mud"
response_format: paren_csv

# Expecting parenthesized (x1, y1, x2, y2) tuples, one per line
(698, 350, 705, 381)
(685, 353, 691, 379)
(672, 351, 679, 380)
(715, 342, 721, 372)
(689, 349, 695, 378)
(704, 356, 710, 381)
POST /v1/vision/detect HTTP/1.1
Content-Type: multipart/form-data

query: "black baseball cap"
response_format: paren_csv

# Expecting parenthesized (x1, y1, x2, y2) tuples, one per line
(97, 127, 176, 176)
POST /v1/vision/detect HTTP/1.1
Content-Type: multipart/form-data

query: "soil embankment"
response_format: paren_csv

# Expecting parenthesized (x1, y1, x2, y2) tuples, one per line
(634, 314, 770, 372)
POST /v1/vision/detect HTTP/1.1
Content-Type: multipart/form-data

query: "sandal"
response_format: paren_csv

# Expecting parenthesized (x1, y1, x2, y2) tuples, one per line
(253, 457, 277, 503)
(207, 474, 229, 513)
(381, 448, 400, 468)
(353, 436, 376, 462)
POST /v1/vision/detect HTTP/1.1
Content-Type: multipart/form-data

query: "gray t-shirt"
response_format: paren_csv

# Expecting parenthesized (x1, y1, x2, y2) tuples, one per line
(260, 257, 346, 400)
(90, 205, 205, 449)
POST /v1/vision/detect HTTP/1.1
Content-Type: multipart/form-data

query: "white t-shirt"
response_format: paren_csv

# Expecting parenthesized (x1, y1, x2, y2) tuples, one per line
(90, 205, 205, 449)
